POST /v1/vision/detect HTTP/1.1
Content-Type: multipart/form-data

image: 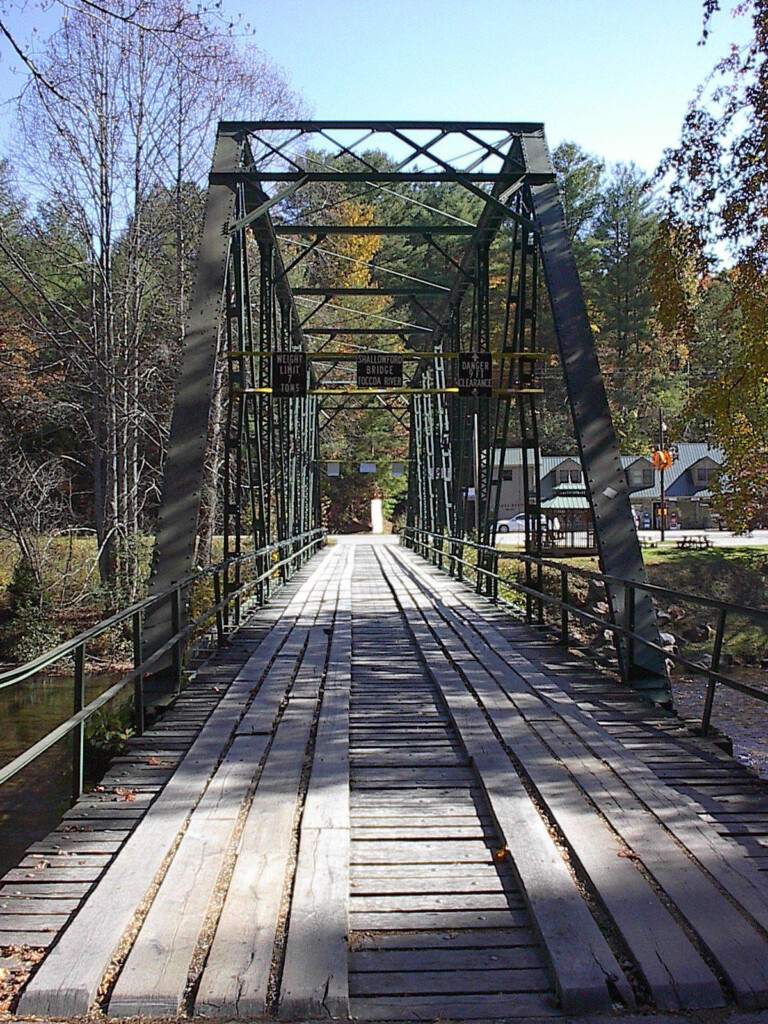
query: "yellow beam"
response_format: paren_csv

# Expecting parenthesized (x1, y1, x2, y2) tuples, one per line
(237, 387, 544, 397)
(227, 350, 548, 361)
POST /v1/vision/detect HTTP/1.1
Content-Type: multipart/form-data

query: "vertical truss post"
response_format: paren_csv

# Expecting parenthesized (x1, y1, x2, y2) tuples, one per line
(406, 401, 418, 548)
(473, 243, 494, 595)
(433, 348, 455, 537)
(513, 215, 544, 623)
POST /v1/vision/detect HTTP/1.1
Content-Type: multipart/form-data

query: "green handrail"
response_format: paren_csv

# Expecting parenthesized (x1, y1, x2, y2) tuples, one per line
(404, 526, 767, 736)
(0, 529, 324, 796)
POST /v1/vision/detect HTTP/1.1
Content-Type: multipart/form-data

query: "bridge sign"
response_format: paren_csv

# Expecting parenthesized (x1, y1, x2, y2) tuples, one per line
(272, 352, 307, 397)
(457, 352, 492, 396)
(356, 353, 404, 389)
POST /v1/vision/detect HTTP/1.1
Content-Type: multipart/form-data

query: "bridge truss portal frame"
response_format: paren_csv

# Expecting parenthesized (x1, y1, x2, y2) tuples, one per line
(143, 120, 670, 703)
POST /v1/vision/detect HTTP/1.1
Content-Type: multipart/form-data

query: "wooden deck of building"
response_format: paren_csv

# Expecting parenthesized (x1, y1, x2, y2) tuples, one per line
(3, 538, 768, 1021)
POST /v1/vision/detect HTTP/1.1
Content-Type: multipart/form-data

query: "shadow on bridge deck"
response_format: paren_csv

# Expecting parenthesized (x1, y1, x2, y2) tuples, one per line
(2, 537, 768, 1023)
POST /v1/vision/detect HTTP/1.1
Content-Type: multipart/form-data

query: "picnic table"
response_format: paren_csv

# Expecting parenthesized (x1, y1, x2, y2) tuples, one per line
(676, 534, 711, 550)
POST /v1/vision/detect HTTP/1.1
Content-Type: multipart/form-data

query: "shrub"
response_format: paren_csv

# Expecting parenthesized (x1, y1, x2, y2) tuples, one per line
(0, 555, 61, 662)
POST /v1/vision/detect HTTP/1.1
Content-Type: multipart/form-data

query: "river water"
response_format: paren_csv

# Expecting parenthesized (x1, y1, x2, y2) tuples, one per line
(670, 668, 768, 779)
(0, 673, 124, 877)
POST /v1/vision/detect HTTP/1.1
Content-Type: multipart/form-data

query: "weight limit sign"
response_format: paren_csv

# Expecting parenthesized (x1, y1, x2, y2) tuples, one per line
(272, 352, 307, 398)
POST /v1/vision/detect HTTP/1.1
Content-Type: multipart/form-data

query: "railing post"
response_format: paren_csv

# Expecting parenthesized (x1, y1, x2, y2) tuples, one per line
(258, 550, 267, 606)
(281, 540, 289, 584)
(625, 582, 636, 677)
(223, 562, 231, 628)
(133, 610, 144, 736)
(213, 571, 225, 648)
(560, 569, 569, 646)
(536, 563, 544, 626)
(72, 642, 85, 803)
(234, 565, 242, 626)
(701, 607, 727, 736)
(171, 587, 183, 694)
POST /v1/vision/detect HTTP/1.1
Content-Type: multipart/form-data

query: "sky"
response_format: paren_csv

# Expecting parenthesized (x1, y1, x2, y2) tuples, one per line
(0, 0, 754, 173)
(216, 0, 752, 174)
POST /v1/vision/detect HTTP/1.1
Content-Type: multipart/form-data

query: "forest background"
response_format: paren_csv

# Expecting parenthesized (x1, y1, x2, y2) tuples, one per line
(0, 0, 765, 662)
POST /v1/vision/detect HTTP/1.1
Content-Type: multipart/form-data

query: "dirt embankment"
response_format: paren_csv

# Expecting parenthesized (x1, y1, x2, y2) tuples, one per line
(570, 547, 768, 668)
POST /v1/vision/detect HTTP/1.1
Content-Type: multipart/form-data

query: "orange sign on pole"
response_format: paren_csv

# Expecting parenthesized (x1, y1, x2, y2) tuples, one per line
(652, 449, 674, 471)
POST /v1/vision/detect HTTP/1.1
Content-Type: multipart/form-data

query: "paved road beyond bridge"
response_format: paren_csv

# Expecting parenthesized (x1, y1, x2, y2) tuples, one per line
(3, 539, 768, 1022)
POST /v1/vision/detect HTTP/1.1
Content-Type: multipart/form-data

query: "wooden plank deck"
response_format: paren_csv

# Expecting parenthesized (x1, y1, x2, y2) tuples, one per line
(2, 537, 768, 1021)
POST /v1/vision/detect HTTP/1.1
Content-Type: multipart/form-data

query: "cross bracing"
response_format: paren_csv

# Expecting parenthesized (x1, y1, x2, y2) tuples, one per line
(143, 120, 670, 703)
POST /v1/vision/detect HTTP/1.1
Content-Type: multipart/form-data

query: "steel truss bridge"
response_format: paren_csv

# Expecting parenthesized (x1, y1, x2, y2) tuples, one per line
(144, 119, 667, 703)
(2, 123, 768, 1023)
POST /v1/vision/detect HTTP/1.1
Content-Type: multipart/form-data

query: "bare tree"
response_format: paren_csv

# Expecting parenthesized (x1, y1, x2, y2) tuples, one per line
(7, 0, 304, 601)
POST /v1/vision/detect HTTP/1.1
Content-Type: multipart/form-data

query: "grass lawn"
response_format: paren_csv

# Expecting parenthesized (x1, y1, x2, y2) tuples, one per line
(566, 546, 768, 609)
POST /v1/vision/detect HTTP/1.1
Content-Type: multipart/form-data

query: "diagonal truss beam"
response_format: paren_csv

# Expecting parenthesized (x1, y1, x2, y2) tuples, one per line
(521, 132, 669, 699)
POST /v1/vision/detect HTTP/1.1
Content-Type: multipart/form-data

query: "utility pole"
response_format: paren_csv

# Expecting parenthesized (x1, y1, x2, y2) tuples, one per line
(659, 408, 666, 543)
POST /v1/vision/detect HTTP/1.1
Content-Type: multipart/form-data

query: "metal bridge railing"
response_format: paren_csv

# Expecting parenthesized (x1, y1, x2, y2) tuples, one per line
(403, 526, 768, 736)
(0, 529, 324, 800)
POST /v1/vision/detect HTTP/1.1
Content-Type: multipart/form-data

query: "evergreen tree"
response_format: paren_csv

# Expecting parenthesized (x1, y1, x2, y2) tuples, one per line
(592, 163, 658, 362)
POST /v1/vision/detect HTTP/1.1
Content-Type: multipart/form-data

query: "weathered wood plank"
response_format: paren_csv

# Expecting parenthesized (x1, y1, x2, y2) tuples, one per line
(194, 699, 318, 1018)
(278, 827, 349, 1019)
(350, 992, 559, 1019)
(0, 883, 92, 898)
(351, 875, 513, 895)
(0, 915, 69, 931)
(350, 840, 495, 864)
(351, 945, 544, 972)
(0, 930, 56, 948)
(349, 908, 529, 930)
(349, 927, 537, 950)
(3, 867, 105, 884)
(279, 553, 351, 1020)
(350, 967, 550, 995)
(352, 892, 518, 912)
(0, 897, 81, 915)
(354, 824, 489, 840)
(18, 559, 330, 1019)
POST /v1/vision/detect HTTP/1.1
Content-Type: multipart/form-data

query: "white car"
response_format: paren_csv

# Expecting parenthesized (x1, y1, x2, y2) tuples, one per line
(496, 513, 549, 533)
